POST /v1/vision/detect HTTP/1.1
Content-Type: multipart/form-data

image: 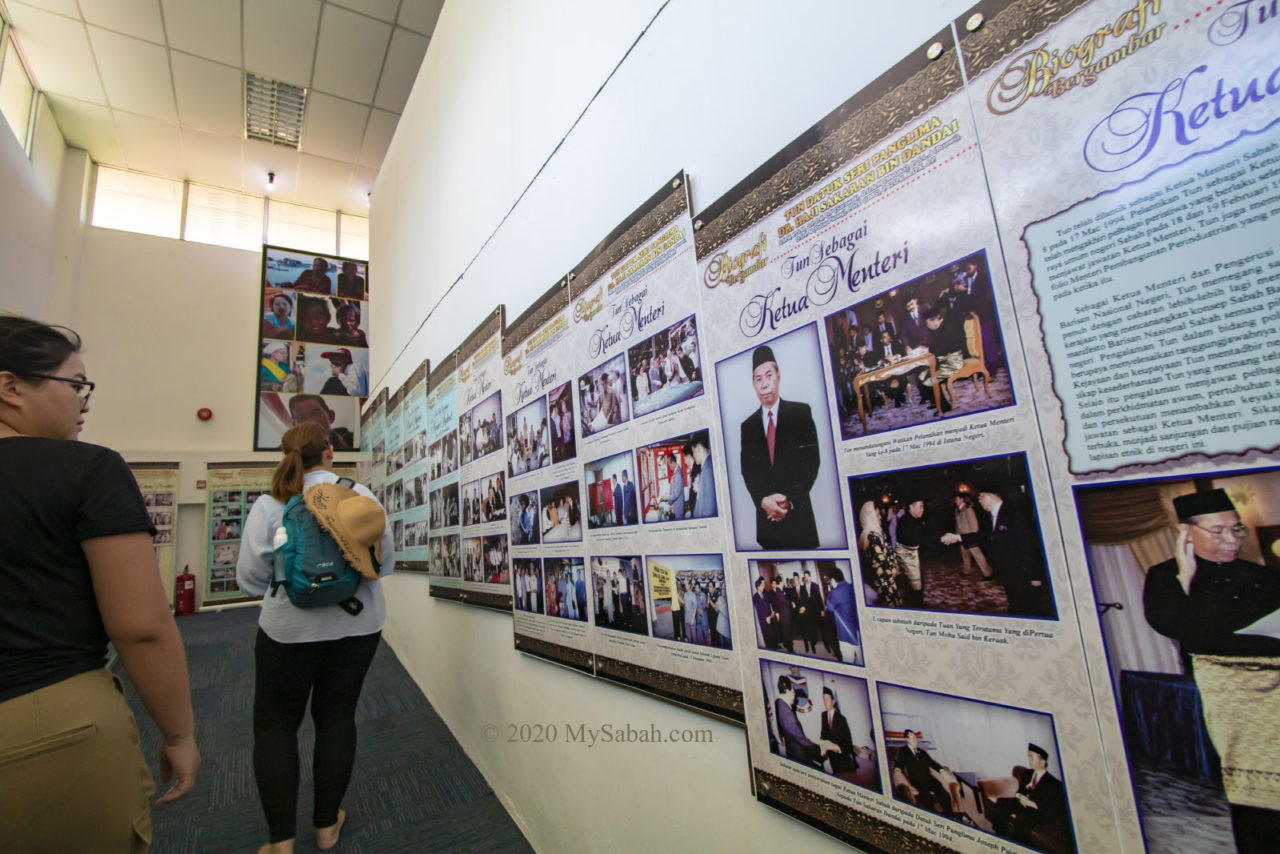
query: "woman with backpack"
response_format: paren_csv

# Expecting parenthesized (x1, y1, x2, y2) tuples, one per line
(0, 316, 200, 851)
(237, 422, 394, 854)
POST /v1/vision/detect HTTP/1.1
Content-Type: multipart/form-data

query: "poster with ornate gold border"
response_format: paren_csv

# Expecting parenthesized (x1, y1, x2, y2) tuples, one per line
(129, 461, 180, 607)
(397, 360, 430, 572)
(427, 350, 461, 591)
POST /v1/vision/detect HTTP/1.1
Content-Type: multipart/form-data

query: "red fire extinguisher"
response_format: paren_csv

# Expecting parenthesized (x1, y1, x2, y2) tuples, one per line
(175, 565, 196, 617)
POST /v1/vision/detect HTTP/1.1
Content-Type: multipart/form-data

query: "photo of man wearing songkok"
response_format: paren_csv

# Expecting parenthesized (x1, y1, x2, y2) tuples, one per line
(715, 324, 844, 552)
(1076, 469, 1280, 854)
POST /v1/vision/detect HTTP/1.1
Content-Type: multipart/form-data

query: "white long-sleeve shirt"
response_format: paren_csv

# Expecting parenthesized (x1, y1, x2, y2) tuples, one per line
(237, 470, 395, 643)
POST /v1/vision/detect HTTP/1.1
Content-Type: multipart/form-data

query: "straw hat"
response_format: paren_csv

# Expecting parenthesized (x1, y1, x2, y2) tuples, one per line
(304, 482, 384, 580)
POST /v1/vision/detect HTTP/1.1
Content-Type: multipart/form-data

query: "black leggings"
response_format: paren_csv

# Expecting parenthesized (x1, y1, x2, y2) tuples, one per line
(253, 628, 380, 842)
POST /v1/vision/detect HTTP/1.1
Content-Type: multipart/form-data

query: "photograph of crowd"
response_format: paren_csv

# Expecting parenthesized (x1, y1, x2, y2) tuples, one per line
(430, 534, 460, 577)
(626, 314, 703, 418)
(429, 482, 459, 530)
(647, 554, 730, 649)
(543, 557, 589, 623)
(402, 431, 427, 469)
(143, 491, 174, 508)
(506, 395, 550, 477)
(548, 381, 576, 463)
(592, 555, 648, 635)
(386, 479, 403, 513)
(823, 250, 1012, 440)
(512, 558, 543, 614)
(461, 472, 506, 527)
(211, 517, 242, 541)
(584, 450, 638, 530)
(460, 391, 503, 464)
(461, 534, 508, 583)
(539, 481, 582, 543)
(403, 473, 425, 511)
(1074, 467, 1280, 854)
(509, 490, 540, 546)
(429, 429, 458, 481)
(849, 453, 1055, 619)
(392, 518, 404, 553)
(749, 559, 863, 666)
(759, 660, 880, 793)
(212, 543, 238, 566)
(635, 429, 717, 523)
(715, 323, 846, 551)
(404, 519, 428, 549)
(578, 354, 630, 438)
(878, 683, 1074, 854)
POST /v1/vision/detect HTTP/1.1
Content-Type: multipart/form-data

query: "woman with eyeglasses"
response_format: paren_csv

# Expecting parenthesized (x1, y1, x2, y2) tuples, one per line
(0, 315, 200, 851)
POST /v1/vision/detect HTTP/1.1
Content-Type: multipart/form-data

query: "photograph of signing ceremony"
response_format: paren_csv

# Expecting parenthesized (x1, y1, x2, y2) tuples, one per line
(512, 558, 543, 614)
(759, 660, 879, 793)
(461, 472, 506, 527)
(584, 450, 638, 530)
(429, 534, 460, 578)
(548, 381, 577, 463)
(506, 394, 550, 477)
(539, 480, 582, 543)
(592, 555, 648, 635)
(578, 353, 630, 438)
(878, 683, 1075, 854)
(626, 313, 704, 418)
(460, 391, 504, 464)
(1075, 467, 1280, 854)
(849, 452, 1056, 619)
(646, 554, 730, 649)
(748, 559, 863, 666)
(823, 249, 1012, 440)
(508, 489, 540, 546)
(635, 429, 717, 524)
(543, 557, 589, 623)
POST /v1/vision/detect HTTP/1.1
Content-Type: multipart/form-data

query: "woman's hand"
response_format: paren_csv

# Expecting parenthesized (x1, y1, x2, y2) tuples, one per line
(156, 733, 202, 804)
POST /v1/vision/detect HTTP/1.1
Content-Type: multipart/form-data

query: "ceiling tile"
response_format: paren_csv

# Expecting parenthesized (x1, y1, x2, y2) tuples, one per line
(300, 92, 368, 163)
(311, 4, 390, 102)
(79, 0, 165, 44)
(5, 3, 106, 104)
(113, 110, 185, 176)
(9, 0, 81, 17)
(88, 27, 177, 121)
(171, 52, 242, 137)
(245, 138, 300, 202)
(162, 0, 241, 67)
(294, 152, 354, 211)
(397, 0, 444, 35)
(45, 95, 123, 164)
(330, 0, 399, 24)
(244, 0, 321, 87)
(357, 107, 396, 168)
(182, 128, 245, 192)
(372, 27, 426, 113)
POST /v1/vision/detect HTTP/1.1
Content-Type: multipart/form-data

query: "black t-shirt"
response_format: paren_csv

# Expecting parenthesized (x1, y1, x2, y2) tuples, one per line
(0, 437, 155, 702)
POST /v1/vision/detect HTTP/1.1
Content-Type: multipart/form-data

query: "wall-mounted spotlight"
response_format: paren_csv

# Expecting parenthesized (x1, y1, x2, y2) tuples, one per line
(267, 171, 276, 192)
(366, 192, 371, 207)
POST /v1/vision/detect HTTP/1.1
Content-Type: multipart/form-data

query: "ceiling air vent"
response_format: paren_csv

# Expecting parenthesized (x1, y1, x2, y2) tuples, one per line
(245, 72, 307, 148)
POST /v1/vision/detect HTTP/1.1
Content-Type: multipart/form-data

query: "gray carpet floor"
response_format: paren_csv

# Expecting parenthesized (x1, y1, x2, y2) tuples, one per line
(116, 606, 532, 853)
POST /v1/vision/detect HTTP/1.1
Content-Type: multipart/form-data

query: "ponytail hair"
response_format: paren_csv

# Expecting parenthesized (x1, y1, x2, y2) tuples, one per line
(270, 422, 329, 500)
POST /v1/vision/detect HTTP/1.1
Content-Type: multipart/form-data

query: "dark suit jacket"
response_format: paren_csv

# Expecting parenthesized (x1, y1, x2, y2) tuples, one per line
(894, 746, 944, 792)
(821, 710, 857, 773)
(775, 698, 821, 764)
(875, 336, 906, 364)
(1018, 769, 1067, 830)
(983, 503, 1044, 584)
(739, 399, 820, 549)
(901, 307, 931, 349)
(622, 481, 638, 523)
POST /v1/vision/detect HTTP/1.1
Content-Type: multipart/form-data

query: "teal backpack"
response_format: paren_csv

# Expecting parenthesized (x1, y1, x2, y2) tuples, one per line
(272, 477, 364, 615)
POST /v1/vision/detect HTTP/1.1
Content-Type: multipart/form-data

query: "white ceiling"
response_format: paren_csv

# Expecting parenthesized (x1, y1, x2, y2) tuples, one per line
(2, 0, 443, 213)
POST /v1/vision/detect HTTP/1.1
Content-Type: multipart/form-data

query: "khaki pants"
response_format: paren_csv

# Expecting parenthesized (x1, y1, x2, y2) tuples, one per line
(0, 668, 155, 853)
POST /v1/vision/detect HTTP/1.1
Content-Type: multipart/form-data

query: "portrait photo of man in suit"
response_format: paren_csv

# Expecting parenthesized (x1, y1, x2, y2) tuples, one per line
(716, 324, 845, 551)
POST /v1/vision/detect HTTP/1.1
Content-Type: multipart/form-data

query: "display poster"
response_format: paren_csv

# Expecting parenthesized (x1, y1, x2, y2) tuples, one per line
(503, 278, 593, 671)
(568, 174, 743, 719)
(383, 386, 406, 567)
(453, 307, 512, 610)
(256, 244, 369, 451)
(427, 350, 461, 592)
(205, 460, 359, 607)
(129, 462, 180, 606)
(959, 2, 1280, 851)
(395, 360, 430, 571)
(358, 389, 386, 497)
(692, 19, 1110, 850)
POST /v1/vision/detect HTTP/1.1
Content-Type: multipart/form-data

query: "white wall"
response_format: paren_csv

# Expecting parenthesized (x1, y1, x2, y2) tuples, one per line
(0, 94, 66, 319)
(373, 1, 974, 851)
